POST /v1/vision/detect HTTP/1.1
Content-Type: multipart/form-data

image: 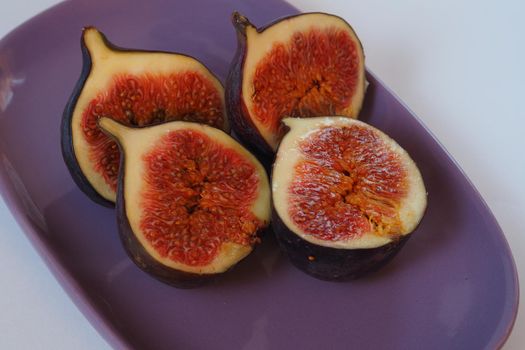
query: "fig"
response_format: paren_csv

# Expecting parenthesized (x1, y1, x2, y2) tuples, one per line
(272, 117, 427, 280)
(226, 12, 366, 158)
(62, 27, 228, 206)
(98, 118, 270, 287)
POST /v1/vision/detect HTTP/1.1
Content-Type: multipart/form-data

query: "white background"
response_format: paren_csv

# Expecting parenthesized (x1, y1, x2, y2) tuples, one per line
(0, 0, 523, 349)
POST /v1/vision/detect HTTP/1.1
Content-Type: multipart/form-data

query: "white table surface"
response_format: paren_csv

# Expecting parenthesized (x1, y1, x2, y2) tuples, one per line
(0, 0, 523, 349)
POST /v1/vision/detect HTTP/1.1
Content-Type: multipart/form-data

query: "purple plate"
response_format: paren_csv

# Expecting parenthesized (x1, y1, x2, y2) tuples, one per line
(0, 0, 518, 349)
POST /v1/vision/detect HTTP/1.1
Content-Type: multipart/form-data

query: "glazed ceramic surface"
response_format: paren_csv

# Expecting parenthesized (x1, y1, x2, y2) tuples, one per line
(0, 0, 518, 349)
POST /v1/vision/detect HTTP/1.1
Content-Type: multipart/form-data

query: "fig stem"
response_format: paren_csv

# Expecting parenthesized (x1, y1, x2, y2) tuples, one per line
(281, 117, 302, 129)
(98, 117, 128, 141)
(231, 12, 253, 33)
(82, 27, 112, 60)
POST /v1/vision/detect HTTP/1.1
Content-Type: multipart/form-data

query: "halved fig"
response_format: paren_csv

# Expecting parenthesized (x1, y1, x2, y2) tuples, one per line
(61, 27, 228, 206)
(272, 117, 427, 280)
(98, 118, 270, 287)
(226, 12, 366, 158)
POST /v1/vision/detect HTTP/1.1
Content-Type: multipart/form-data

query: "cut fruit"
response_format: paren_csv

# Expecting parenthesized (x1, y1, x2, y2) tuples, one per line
(226, 12, 366, 157)
(61, 27, 228, 206)
(272, 117, 427, 280)
(98, 118, 270, 287)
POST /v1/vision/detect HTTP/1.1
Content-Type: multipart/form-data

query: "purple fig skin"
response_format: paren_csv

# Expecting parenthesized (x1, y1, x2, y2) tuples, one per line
(61, 28, 114, 207)
(272, 208, 410, 281)
(226, 13, 275, 165)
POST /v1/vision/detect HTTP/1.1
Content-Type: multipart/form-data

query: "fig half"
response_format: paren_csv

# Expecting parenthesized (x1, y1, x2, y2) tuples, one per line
(226, 12, 366, 157)
(272, 117, 427, 280)
(62, 27, 228, 206)
(98, 118, 270, 288)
